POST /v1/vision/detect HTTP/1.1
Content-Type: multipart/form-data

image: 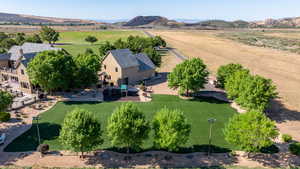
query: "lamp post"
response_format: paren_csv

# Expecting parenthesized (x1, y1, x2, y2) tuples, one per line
(208, 118, 216, 157)
(33, 116, 41, 145)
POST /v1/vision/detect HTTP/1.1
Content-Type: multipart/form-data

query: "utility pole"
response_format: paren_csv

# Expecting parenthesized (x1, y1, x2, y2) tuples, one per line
(208, 118, 216, 157)
(33, 116, 41, 145)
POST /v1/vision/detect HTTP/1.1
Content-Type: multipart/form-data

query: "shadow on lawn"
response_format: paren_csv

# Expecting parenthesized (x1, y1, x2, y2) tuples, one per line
(105, 144, 231, 154)
(4, 122, 61, 152)
(63, 101, 101, 105)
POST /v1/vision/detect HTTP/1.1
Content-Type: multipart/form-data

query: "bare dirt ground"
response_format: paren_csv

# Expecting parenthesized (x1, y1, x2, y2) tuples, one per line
(149, 51, 182, 95)
(149, 30, 300, 141)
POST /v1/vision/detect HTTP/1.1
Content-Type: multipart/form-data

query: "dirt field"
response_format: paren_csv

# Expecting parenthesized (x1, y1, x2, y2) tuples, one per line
(149, 30, 300, 140)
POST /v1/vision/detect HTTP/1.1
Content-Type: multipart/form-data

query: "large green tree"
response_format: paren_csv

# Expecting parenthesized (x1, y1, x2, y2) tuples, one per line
(225, 69, 251, 100)
(15, 33, 26, 45)
(143, 47, 161, 67)
(236, 75, 277, 111)
(0, 38, 17, 49)
(74, 53, 101, 87)
(98, 41, 116, 56)
(224, 111, 278, 152)
(25, 34, 43, 43)
(152, 107, 191, 151)
(168, 58, 209, 96)
(225, 70, 277, 111)
(217, 63, 245, 88)
(40, 26, 59, 45)
(151, 36, 167, 48)
(59, 108, 103, 157)
(113, 38, 128, 49)
(0, 90, 13, 112)
(27, 50, 75, 93)
(107, 103, 150, 153)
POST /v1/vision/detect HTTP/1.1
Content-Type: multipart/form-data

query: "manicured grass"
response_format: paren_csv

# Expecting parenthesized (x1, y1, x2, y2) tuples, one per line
(55, 30, 145, 56)
(5, 95, 237, 152)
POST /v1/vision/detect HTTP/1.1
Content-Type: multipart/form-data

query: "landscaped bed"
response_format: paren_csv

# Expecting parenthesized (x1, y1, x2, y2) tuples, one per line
(5, 95, 237, 152)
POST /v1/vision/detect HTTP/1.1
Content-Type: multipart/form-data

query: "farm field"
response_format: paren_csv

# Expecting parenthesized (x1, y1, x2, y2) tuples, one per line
(55, 30, 145, 55)
(149, 29, 300, 140)
(5, 95, 237, 152)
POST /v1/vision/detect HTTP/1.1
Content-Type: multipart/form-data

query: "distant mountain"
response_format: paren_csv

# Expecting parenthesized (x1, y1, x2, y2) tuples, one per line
(123, 16, 182, 27)
(0, 12, 100, 25)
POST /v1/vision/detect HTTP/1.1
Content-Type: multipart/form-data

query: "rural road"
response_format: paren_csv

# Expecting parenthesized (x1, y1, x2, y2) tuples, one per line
(143, 30, 188, 61)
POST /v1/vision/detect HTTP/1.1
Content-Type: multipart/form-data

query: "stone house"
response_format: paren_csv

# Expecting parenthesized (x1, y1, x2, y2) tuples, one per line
(0, 43, 61, 94)
(100, 49, 156, 86)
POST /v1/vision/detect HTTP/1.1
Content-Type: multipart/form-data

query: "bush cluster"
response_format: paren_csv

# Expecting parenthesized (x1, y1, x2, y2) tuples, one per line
(221, 63, 277, 111)
(289, 142, 300, 155)
(0, 112, 11, 122)
(282, 134, 293, 143)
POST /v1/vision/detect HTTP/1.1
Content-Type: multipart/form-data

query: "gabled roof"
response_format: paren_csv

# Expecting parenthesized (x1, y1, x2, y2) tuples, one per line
(8, 42, 61, 61)
(135, 53, 156, 71)
(108, 49, 156, 71)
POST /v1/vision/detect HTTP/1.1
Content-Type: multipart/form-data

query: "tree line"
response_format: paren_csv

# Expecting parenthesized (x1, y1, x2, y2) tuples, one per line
(167, 58, 279, 153)
(59, 103, 191, 157)
(98, 35, 166, 67)
(0, 26, 60, 54)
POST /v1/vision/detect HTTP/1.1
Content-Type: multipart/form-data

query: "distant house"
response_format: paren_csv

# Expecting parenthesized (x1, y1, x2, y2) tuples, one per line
(100, 49, 156, 86)
(0, 43, 61, 94)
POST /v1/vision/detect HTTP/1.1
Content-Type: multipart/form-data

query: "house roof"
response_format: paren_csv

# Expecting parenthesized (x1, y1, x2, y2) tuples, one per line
(8, 42, 61, 61)
(108, 49, 155, 71)
(0, 53, 10, 60)
(135, 53, 156, 71)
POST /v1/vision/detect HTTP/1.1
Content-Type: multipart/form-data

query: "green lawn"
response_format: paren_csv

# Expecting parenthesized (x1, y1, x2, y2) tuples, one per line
(5, 95, 237, 152)
(55, 30, 145, 56)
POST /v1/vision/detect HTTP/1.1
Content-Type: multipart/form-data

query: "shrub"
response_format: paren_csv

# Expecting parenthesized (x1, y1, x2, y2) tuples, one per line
(223, 111, 278, 152)
(217, 63, 245, 88)
(289, 142, 300, 155)
(0, 112, 10, 122)
(282, 134, 293, 143)
(37, 144, 49, 154)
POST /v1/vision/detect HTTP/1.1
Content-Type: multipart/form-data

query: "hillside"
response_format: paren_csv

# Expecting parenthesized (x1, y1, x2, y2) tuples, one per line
(252, 17, 300, 28)
(0, 12, 99, 25)
(122, 16, 184, 28)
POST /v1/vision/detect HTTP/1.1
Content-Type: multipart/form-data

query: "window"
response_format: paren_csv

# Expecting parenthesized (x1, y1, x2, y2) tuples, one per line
(115, 67, 118, 72)
(104, 65, 106, 70)
(21, 69, 25, 75)
(20, 82, 29, 89)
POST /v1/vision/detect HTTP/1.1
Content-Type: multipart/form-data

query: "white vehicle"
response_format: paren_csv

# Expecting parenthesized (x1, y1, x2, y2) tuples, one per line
(0, 133, 6, 145)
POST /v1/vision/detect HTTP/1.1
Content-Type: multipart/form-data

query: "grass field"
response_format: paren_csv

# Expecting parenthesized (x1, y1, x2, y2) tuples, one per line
(5, 95, 237, 152)
(218, 31, 300, 54)
(55, 30, 145, 55)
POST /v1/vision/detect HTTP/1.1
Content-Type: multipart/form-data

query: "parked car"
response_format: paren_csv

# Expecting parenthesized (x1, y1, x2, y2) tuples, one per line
(0, 133, 6, 145)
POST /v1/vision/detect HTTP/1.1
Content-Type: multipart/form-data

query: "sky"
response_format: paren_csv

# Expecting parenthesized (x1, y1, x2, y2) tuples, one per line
(0, 0, 300, 21)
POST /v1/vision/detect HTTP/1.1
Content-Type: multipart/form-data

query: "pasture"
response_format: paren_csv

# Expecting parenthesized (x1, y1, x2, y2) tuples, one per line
(55, 30, 145, 55)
